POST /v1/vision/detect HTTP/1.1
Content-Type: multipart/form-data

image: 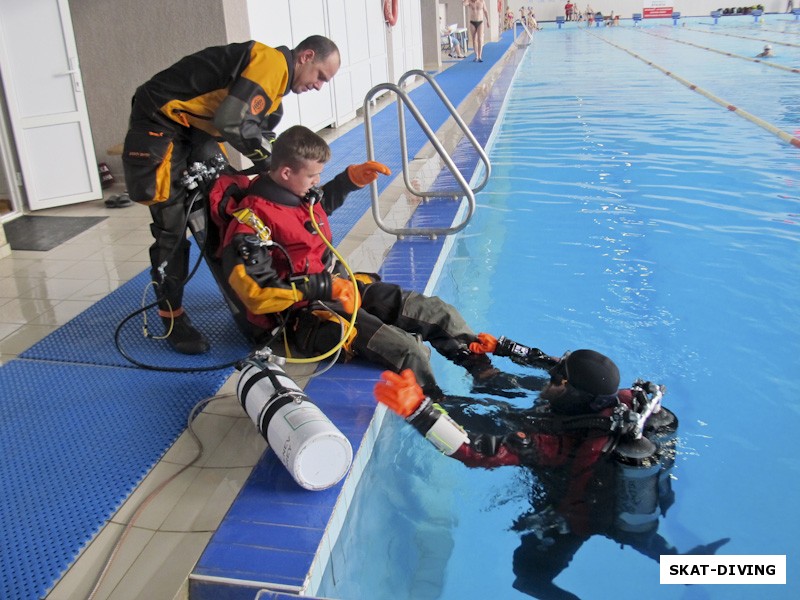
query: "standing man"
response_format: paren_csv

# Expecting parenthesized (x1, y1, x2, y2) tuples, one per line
(122, 36, 340, 354)
(463, 0, 490, 62)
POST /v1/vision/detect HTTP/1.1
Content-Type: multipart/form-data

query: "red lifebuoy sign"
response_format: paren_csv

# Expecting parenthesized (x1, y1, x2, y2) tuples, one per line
(384, 0, 398, 26)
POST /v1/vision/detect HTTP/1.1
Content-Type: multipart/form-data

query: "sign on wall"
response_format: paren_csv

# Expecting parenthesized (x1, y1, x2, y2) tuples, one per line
(643, 0, 673, 18)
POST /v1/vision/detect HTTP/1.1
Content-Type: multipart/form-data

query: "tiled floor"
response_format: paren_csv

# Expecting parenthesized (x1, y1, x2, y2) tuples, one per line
(0, 191, 153, 365)
(1, 41, 515, 600)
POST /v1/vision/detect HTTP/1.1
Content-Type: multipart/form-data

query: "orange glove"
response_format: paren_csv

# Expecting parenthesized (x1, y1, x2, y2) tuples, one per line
(331, 276, 360, 314)
(374, 369, 425, 418)
(347, 161, 392, 187)
(469, 332, 498, 354)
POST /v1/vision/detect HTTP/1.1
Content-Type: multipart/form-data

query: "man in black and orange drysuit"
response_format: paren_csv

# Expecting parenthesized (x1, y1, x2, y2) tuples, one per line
(122, 35, 340, 354)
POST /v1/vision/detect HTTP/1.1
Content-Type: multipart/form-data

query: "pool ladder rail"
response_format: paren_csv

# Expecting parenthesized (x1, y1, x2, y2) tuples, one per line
(363, 69, 491, 239)
(513, 19, 533, 47)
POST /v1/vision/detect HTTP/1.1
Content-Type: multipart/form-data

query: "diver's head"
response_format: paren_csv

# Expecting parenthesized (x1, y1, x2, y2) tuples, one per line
(765, 44, 772, 50)
(541, 349, 620, 415)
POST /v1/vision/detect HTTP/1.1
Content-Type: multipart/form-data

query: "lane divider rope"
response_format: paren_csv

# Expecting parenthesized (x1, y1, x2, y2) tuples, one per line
(637, 28, 800, 73)
(682, 25, 800, 49)
(587, 31, 800, 148)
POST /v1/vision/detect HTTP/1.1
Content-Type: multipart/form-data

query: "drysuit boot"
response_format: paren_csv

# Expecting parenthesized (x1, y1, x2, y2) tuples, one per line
(162, 313, 210, 355)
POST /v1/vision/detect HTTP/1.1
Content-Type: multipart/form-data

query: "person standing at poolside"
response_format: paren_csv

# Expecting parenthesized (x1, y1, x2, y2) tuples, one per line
(463, 0, 489, 62)
(122, 36, 340, 355)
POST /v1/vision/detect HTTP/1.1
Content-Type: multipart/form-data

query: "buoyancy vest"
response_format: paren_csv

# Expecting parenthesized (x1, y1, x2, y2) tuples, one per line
(209, 172, 335, 274)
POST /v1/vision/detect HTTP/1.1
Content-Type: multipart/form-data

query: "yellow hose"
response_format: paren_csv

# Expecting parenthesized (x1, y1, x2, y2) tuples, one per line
(282, 202, 360, 364)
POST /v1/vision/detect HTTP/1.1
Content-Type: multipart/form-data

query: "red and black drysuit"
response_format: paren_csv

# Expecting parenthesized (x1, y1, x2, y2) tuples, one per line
(122, 41, 289, 311)
(211, 172, 487, 397)
(409, 389, 721, 600)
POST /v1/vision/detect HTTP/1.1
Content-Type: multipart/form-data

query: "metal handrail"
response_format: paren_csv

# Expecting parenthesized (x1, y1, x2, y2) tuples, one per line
(513, 19, 533, 46)
(363, 69, 491, 238)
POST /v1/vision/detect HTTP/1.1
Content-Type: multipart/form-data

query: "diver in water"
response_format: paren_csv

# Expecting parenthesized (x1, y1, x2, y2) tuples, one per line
(375, 337, 729, 600)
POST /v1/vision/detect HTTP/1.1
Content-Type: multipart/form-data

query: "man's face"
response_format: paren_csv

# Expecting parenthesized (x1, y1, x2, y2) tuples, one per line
(292, 50, 340, 94)
(539, 379, 566, 403)
(276, 158, 325, 197)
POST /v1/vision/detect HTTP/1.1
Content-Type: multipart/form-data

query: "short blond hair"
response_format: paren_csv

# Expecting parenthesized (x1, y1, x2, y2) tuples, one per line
(270, 125, 331, 171)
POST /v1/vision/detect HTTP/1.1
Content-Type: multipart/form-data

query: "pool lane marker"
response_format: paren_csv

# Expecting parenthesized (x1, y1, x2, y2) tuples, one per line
(637, 28, 800, 74)
(681, 25, 800, 50)
(588, 32, 800, 149)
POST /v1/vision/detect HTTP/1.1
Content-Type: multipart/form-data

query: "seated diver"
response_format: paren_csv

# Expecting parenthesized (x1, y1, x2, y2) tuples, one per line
(208, 125, 522, 400)
(374, 339, 730, 600)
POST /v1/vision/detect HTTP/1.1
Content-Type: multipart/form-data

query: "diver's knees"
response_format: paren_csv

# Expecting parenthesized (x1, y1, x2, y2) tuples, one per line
(366, 325, 438, 391)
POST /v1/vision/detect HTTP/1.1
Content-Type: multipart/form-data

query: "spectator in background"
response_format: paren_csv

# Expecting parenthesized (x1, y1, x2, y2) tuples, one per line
(443, 21, 466, 59)
(505, 7, 515, 30)
(464, 0, 490, 62)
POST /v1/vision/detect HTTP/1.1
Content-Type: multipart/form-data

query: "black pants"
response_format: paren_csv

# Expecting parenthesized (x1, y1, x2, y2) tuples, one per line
(295, 280, 478, 397)
(122, 101, 223, 312)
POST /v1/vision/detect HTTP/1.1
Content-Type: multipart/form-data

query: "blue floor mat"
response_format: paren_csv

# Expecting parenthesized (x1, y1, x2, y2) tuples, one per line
(0, 361, 229, 600)
(19, 242, 250, 370)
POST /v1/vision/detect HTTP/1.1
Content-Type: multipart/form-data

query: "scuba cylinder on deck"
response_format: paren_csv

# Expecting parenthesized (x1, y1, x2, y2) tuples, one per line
(612, 384, 678, 534)
(236, 353, 353, 490)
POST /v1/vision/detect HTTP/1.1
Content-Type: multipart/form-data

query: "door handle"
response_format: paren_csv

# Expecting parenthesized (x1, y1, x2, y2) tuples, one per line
(59, 58, 82, 93)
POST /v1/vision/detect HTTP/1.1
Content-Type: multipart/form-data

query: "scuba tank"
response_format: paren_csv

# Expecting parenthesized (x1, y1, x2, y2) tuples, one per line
(612, 383, 678, 534)
(613, 437, 662, 533)
(645, 406, 678, 515)
(236, 354, 353, 491)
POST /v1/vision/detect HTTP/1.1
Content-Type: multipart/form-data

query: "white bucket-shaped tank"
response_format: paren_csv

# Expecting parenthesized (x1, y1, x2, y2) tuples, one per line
(237, 359, 353, 490)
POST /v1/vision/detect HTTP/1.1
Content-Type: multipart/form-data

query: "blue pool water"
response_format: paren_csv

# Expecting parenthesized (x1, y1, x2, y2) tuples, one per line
(319, 18, 800, 600)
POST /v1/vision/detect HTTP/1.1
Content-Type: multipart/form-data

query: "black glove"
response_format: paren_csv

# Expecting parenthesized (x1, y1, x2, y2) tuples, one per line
(495, 336, 559, 370)
(290, 272, 331, 302)
(244, 148, 271, 176)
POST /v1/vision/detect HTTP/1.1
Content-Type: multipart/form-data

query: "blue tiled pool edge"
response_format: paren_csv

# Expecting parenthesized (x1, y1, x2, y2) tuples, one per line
(189, 41, 525, 600)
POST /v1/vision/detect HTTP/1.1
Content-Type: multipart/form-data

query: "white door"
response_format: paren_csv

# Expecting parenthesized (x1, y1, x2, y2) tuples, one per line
(0, 0, 101, 211)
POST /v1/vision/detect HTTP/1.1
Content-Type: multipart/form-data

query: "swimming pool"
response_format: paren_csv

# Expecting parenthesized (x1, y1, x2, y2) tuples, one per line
(319, 16, 799, 599)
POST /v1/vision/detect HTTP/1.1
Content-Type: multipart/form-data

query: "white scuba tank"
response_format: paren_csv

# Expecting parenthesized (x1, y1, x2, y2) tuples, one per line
(237, 359, 353, 491)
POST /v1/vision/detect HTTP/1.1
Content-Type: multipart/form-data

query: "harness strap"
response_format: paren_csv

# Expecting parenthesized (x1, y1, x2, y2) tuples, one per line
(519, 404, 636, 436)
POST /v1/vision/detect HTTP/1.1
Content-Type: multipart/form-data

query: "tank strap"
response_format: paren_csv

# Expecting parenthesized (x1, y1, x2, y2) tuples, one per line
(520, 404, 636, 436)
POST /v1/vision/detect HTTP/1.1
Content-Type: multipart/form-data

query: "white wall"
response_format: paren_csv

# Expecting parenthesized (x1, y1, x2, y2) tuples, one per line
(506, 0, 789, 22)
(248, 0, 421, 132)
(69, 0, 238, 179)
(387, 0, 424, 82)
(65, 0, 423, 180)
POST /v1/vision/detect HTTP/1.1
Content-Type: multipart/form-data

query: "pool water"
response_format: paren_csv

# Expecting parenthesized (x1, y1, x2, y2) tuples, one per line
(319, 17, 800, 600)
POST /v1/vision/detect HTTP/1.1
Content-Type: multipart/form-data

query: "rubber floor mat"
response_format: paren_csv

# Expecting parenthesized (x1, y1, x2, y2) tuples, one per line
(3, 215, 106, 251)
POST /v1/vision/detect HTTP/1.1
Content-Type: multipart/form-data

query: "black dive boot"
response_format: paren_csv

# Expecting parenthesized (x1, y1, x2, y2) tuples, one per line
(162, 313, 210, 355)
